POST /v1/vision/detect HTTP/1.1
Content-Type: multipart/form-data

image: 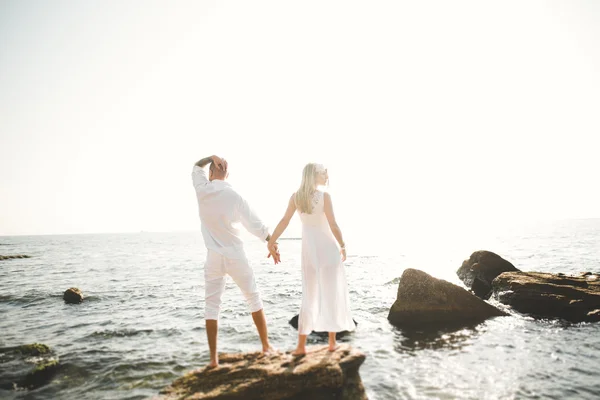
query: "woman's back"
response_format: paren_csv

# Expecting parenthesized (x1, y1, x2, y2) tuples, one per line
(297, 191, 328, 229)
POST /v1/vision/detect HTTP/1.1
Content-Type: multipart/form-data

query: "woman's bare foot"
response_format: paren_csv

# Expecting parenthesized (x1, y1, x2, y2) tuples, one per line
(328, 332, 338, 352)
(291, 348, 306, 356)
(207, 360, 219, 368)
(328, 344, 340, 352)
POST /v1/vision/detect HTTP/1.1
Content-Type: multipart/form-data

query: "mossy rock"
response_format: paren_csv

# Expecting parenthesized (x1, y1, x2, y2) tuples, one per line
(0, 343, 59, 390)
(17, 343, 51, 356)
(21, 359, 60, 389)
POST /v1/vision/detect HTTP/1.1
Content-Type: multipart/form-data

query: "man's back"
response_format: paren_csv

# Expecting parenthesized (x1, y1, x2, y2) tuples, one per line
(192, 165, 268, 259)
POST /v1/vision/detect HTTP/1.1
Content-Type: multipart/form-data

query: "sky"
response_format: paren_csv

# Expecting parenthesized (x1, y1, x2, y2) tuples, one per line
(1, 0, 599, 238)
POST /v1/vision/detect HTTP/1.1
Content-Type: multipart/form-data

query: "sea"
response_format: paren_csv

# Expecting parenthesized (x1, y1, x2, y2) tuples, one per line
(1, 218, 600, 399)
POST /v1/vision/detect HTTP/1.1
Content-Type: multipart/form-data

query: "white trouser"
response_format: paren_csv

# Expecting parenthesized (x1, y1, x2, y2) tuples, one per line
(204, 250, 263, 320)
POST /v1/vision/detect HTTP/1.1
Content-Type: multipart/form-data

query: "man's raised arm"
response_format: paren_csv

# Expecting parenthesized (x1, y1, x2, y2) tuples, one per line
(195, 155, 227, 170)
(195, 156, 213, 168)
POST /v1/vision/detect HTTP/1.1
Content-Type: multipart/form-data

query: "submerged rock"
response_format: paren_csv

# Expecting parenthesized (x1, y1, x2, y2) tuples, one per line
(288, 314, 357, 339)
(388, 268, 507, 329)
(0, 255, 31, 260)
(457, 251, 520, 299)
(63, 287, 84, 304)
(156, 344, 367, 400)
(0, 343, 60, 390)
(21, 359, 60, 389)
(492, 271, 600, 323)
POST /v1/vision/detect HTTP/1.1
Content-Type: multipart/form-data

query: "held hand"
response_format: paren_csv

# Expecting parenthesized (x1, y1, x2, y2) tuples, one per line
(267, 242, 281, 264)
(340, 247, 347, 262)
(267, 251, 281, 264)
(211, 155, 227, 171)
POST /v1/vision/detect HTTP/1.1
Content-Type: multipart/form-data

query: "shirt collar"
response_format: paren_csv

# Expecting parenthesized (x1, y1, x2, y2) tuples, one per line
(211, 179, 231, 188)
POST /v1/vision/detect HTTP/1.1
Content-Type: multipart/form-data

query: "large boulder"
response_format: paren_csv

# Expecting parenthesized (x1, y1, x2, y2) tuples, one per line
(388, 268, 507, 328)
(63, 288, 84, 304)
(156, 344, 367, 400)
(0, 343, 60, 390)
(492, 271, 600, 323)
(457, 251, 520, 299)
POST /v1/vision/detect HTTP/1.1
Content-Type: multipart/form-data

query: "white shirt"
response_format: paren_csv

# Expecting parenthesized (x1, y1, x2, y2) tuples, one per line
(192, 166, 269, 259)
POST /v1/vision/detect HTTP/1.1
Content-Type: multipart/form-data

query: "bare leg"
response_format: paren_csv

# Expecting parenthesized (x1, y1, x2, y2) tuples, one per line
(328, 332, 339, 352)
(251, 309, 273, 353)
(206, 319, 219, 367)
(293, 334, 308, 355)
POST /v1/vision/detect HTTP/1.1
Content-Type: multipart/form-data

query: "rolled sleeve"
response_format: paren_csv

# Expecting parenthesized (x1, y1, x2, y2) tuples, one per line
(192, 166, 209, 193)
(237, 196, 269, 242)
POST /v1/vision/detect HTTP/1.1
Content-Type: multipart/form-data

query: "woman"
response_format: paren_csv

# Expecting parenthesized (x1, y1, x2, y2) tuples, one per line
(267, 163, 354, 355)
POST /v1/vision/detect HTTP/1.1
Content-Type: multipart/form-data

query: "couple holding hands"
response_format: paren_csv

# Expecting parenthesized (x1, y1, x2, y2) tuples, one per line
(192, 155, 354, 367)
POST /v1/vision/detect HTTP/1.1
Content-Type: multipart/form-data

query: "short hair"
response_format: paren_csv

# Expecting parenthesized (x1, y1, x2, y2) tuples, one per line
(210, 161, 227, 176)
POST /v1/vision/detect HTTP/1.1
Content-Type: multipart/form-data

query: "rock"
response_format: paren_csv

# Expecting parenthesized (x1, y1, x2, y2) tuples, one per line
(578, 272, 595, 277)
(16, 343, 51, 356)
(0, 255, 31, 260)
(492, 271, 600, 323)
(0, 343, 60, 390)
(288, 314, 357, 339)
(575, 272, 600, 281)
(156, 344, 367, 400)
(457, 251, 520, 299)
(21, 359, 60, 389)
(387, 268, 507, 329)
(63, 288, 84, 304)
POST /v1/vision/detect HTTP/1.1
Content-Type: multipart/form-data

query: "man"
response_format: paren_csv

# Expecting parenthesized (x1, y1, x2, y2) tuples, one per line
(192, 155, 280, 367)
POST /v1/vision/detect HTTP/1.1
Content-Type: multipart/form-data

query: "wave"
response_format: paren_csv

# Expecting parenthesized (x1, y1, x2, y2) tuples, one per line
(84, 327, 183, 340)
(86, 329, 154, 339)
(0, 255, 31, 260)
(0, 292, 51, 305)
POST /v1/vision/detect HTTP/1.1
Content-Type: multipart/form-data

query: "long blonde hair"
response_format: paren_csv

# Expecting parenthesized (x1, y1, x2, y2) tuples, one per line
(295, 163, 325, 214)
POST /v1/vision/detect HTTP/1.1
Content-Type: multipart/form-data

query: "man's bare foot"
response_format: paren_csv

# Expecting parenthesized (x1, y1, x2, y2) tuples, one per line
(328, 344, 340, 352)
(207, 360, 219, 368)
(262, 346, 278, 355)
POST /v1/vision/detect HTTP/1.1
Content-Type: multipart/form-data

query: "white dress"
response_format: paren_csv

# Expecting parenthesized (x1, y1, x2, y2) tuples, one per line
(297, 190, 355, 335)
